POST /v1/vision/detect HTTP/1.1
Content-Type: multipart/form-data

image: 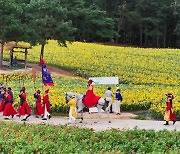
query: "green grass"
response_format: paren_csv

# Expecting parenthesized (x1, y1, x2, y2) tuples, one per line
(0, 121, 180, 153)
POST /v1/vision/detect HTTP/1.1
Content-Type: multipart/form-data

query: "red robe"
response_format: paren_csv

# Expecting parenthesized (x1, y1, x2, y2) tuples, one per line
(34, 94, 44, 115)
(165, 101, 176, 121)
(43, 94, 51, 113)
(0, 93, 7, 112)
(3, 94, 17, 116)
(18, 92, 31, 116)
(83, 86, 101, 107)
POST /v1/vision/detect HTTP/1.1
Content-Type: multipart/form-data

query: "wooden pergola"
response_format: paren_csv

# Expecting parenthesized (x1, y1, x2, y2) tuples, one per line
(3, 42, 31, 68)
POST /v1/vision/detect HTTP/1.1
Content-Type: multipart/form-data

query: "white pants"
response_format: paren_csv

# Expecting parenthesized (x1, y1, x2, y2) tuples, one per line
(116, 100, 121, 113)
(106, 97, 113, 111)
(43, 104, 50, 119)
(68, 109, 76, 123)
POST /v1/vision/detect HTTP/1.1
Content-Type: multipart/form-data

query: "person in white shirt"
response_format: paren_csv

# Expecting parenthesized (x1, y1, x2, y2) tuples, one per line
(105, 87, 113, 113)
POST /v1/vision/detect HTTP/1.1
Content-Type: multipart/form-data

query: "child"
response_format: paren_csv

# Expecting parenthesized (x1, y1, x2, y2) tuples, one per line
(68, 95, 78, 124)
(115, 89, 123, 115)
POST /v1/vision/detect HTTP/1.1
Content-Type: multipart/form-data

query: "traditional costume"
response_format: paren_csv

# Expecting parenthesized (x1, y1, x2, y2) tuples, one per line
(34, 90, 44, 117)
(68, 95, 78, 123)
(17, 87, 31, 121)
(42, 89, 51, 120)
(0, 88, 7, 112)
(83, 80, 101, 107)
(164, 93, 176, 125)
(3, 89, 17, 119)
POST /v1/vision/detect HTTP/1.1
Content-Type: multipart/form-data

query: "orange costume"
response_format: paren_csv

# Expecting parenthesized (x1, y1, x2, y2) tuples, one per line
(83, 80, 101, 107)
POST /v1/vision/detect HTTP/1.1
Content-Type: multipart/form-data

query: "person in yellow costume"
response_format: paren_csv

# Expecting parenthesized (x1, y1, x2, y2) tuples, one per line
(68, 95, 78, 124)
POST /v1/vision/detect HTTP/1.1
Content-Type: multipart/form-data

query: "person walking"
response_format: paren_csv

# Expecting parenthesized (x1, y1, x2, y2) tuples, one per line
(34, 90, 44, 118)
(3, 88, 17, 120)
(0, 88, 7, 112)
(17, 87, 31, 121)
(105, 87, 113, 113)
(42, 89, 51, 120)
(115, 89, 123, 115)
(164, 93, 176, 125)
(67, 95, 78, 124)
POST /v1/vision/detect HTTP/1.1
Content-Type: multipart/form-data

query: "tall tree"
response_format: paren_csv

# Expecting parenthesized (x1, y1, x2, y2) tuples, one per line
(26, 0, 75, 60)
(0, 0, 30, 68)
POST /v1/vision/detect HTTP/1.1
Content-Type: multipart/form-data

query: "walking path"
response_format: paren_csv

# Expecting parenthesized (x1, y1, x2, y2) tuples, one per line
(0, 62, 75, 77)
(0, 64, 179, 131)
(0, 112, 179, 131)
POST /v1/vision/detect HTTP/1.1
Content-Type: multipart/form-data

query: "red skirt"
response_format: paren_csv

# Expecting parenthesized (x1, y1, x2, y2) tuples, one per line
(0, 100, 5, 112)
(35, 103, 44, 115)
(170, 110, 176, 121)
(18, 102, 31, 116)
(83, 90, 101, 107)
(3, 103, 17, 116)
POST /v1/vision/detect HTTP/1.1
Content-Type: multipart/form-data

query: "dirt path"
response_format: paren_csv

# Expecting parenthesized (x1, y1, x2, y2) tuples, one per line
(0, 62, 76, 77)
(0, 112, 179, 131)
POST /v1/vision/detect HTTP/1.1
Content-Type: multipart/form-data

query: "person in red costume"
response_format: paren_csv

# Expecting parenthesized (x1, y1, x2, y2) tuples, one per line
(34, 90, 44, 118)
(0, 88, 7, 112)
(164, 93, 176, 125)
(83, 80, 101, 107)
(42, 89, 51, 120)
(18, 87, 31, 121)
(3, 88, 17, 120)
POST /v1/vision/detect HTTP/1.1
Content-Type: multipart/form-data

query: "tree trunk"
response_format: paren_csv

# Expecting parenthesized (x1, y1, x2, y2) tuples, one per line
(0, 41, 4, 68)
(163, 23, 167, 48)
(156, 25, 159, 48)
(40, 44, 45, 60)
(140, 22, 143, 47)
(145, 25, 148, 47)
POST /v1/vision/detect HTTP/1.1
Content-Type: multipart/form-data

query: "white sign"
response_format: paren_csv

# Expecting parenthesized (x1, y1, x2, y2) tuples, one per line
(89, 77, 119, 85)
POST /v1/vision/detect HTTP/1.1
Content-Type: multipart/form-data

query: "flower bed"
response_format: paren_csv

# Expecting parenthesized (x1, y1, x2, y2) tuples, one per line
(0, 122, 180, 153)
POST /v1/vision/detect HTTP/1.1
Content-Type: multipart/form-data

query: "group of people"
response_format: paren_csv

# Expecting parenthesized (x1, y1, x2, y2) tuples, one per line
(105, 87, 123, 115)
(0, 85, 51, 121)
(67, 79, 123, 123)
(0, 80, 177, 126)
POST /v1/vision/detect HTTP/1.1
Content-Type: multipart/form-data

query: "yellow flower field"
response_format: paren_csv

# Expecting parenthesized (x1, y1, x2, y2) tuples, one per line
(2, 41, 180, 118)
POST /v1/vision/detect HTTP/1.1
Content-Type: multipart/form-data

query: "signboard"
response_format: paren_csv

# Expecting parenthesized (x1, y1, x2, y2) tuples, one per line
(89, 77, 119, 85)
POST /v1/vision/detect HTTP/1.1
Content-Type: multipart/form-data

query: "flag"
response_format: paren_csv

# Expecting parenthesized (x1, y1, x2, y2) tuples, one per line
(40, 59, 54, 86)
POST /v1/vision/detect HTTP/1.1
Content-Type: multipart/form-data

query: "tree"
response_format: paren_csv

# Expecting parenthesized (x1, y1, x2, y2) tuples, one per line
(26, 0, 75, 60)
(0, 0, 30, 68)
(62, 0, 117, 42)
(172, 0, 180, 35)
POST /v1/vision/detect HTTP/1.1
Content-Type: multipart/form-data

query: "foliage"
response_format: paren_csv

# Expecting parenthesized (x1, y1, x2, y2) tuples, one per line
(0, 122, 180, 153)
(1, 39, 180, 119)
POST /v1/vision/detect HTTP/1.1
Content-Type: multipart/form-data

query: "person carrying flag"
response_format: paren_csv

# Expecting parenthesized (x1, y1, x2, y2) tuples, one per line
(42, 89, 51, 120)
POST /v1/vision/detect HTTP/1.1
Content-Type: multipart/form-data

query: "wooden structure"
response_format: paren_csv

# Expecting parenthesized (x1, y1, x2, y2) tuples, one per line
(2, 42, 31, 68)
